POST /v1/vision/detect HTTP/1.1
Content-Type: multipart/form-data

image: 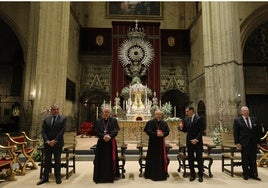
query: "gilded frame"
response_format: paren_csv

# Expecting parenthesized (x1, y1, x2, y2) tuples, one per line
(106, 2, 163, 19)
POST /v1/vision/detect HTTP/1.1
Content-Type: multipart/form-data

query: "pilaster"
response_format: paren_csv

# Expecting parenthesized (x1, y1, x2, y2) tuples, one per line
(202, 2, 245, 134)
(22, 2, 70, 135)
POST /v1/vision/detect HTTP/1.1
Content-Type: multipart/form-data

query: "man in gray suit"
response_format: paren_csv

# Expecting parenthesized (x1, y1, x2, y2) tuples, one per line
(233, 106, 261, 181)
(37, 104, 66, 185)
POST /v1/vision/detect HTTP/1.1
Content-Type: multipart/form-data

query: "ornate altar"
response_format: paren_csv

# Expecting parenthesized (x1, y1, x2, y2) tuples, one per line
(118, 120, 180, 144)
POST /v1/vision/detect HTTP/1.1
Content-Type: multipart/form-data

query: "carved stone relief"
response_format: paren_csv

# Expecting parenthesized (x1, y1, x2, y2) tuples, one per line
(160, 62, 188, 94)
(81, 63, 111, 93)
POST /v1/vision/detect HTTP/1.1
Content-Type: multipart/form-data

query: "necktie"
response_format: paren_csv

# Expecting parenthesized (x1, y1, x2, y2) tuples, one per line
(52, 116, 56, 126)
(245, 117, 251, 128)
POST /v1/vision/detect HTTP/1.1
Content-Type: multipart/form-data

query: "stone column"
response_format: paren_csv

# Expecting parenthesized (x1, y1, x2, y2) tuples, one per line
(22, 2, 70, 136)
(202, 2, 245, 134)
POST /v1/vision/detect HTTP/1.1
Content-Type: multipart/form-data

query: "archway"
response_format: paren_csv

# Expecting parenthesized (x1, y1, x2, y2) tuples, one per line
(242, 17, 268, 128)
(197, 100, 206, 135)
(79, 88, 110, 123)
(0, 19, 24, 133)
(161, 89, 189, 119)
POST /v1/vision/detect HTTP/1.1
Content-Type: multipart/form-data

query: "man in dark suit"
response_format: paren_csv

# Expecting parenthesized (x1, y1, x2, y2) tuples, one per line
(179, 106, 205, 182)
(233, 106, 261, 181)
(37, 104, 66, 185)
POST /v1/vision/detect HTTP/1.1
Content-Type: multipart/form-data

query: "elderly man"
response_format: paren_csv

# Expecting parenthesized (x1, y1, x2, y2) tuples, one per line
(93, 107, 120, 183)
(144, 109, 170, 181)
(233, 106, 261, 181)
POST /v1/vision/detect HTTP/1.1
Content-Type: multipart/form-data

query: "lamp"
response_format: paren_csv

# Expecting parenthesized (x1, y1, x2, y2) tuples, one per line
(236, 93, 241, 107)
(29, 89, 36, 105)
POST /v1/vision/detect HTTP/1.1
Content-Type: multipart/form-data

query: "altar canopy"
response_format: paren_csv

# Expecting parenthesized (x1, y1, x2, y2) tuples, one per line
(111, 21, 160, 101)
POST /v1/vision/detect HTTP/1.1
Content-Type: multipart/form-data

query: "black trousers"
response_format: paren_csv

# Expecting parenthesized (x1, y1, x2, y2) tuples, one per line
(43, 144, 63, 180)
(241, 143, 258, 177)
(187, 142, 203, 177)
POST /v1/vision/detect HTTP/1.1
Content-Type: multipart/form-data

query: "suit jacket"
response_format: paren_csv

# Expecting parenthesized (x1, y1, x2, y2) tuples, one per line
(41, 114, 66, 147)
(181, 115, 205, 145)
(233, 116, 261, 147)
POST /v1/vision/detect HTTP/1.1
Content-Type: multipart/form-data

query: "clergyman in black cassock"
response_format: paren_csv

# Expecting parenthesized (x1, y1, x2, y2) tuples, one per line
(93, 107, 120, 183)
(144, 110, 170, 181)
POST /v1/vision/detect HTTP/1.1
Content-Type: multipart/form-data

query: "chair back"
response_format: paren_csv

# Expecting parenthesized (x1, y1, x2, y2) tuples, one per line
(116, 125, 124, 146)
(219, 131, 235, 147)
(178, 131, 187, 147)
(64, 131, 77, 147)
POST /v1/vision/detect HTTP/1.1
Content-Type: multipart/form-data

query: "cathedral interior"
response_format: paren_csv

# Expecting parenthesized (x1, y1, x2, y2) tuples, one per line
(0, 2, 268, 139)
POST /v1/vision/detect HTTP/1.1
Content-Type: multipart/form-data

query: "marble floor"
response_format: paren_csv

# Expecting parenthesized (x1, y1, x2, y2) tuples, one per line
(1, 135, 267, 188)
(1, 160, 268, 188)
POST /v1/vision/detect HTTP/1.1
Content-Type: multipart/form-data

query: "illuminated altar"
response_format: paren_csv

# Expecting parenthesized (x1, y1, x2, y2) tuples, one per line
(118, 120, 180, 144)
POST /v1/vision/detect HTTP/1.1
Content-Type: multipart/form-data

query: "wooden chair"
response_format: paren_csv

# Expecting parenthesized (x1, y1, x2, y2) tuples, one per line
(137, 125, 172, 177)
(257, 131, 268, 167)
(177, 131, 214, 177)
(219, 131, 242, 176)
(5, 132, 40, 175)
(39, 131, 76, 179)
(90, 128, 127, 179)
(115, 126, 127, 178)
(0, 144, 16, 181)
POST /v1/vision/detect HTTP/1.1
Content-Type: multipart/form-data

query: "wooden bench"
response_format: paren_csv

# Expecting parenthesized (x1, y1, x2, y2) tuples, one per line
(177, 131, 215, 178)
(0, 144, 16, 181)
(5, 132, 40, 175)
(39, 131, 76, 179)
(220, 131, 242, 176)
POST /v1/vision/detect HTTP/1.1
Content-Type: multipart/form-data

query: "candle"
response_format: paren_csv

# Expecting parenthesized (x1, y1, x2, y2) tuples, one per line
(96, 106, 98, 119)
(174, 106, 176, 117)
(159, 100, 161, 109)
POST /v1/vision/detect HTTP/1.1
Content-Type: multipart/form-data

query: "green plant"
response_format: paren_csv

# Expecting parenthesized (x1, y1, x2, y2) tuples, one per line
(161, 102, 172, 119)
(212, 126, 230, 146)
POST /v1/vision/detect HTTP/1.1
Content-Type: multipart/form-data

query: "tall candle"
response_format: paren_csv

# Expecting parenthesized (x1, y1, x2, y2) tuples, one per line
(174, 106, 176, 117)
(159, 100, 161, 109)
(96, 106, 98, 119)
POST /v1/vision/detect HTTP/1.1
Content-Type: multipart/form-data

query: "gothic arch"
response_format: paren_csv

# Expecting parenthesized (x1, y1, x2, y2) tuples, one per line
(79, 88, 110, 122)
(161, 89, 189, 118)
(197, 100, 206, 134)
(0, 9, 27, 60)
(240, 4, 268, 50)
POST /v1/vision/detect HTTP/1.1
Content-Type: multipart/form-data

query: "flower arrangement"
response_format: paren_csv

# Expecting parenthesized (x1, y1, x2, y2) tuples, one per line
(212, 126, 230, 146)
(161, 102, 172, 119)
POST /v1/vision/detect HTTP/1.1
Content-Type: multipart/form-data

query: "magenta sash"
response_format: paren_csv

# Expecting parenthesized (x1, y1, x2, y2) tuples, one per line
(162, 138, 168, 172)
(111, 138, 117, 174)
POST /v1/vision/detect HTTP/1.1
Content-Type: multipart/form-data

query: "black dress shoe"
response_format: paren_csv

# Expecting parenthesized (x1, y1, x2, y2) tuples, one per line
(243, 175, 249, 180)
(37, 179, 49, 185)
(252, 176, 261, 181)
(56, 179, 62, 184)
(189, 175, 195, 181)
(198, 176, 203, 182)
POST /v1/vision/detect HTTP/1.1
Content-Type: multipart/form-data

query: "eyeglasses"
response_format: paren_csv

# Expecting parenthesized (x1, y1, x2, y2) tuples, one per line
(52, 108, 59, 111)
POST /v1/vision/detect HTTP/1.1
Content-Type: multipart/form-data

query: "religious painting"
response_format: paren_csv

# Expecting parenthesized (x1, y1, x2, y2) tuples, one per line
(106, 2, 163, 19)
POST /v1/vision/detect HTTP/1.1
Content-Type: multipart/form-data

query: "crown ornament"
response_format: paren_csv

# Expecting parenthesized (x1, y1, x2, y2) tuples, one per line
(127, 19, 146, 39)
